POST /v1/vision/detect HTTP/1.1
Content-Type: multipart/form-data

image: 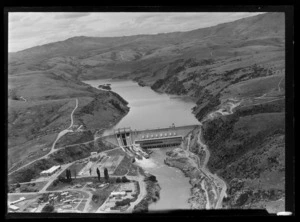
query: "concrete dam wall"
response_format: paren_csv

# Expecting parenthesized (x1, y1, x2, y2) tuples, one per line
(100, 124, 198, 149)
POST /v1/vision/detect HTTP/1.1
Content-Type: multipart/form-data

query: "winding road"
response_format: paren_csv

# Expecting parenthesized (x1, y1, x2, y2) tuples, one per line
(185, 100, 241, 209)
(126, 168, 147, 212)
(184, 91, 285, 209)
(186, 128, 227, 209)
(9, 98, 79, 175)
(197, 128, 227, 209)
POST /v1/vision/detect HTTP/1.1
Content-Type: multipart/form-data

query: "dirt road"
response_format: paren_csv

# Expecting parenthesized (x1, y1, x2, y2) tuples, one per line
(9, 99, 79, 175)
(185, 99, 240, 209)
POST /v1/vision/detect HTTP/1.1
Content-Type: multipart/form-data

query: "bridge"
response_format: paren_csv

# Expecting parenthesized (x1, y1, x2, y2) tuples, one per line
(100, 124, 198, 149)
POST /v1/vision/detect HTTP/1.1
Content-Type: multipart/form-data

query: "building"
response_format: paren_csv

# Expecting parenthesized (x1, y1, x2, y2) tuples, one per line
(90, 152, 97, 156)
(134, 136, 182, 149)
(110, 191, 126, 197)
(9, 197, 26, 205)
(8, 204, 19, 211)
(109, 125, 197, 149)
(40, 165, 61, 177)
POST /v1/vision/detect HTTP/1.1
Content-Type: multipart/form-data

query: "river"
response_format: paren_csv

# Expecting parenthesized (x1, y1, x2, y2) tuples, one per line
(83, 78, 200, 211)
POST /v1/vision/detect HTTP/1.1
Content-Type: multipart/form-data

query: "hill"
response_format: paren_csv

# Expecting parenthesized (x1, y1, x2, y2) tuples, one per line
(8, 70, 129, 173)
(7, 12, 286, 211)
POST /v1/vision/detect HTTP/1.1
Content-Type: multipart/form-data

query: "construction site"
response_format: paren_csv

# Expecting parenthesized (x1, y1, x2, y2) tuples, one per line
(7, 123, 197, 213)
(7, 144, 143, 213)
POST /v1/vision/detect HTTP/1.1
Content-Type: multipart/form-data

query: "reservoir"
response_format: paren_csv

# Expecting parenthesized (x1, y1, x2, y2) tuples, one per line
(83, 78, 199, 211)
(83, 79, 199, 134)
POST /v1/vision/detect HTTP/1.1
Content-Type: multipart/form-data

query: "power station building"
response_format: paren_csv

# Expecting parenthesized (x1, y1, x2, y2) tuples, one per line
(134, 136, 182, 149)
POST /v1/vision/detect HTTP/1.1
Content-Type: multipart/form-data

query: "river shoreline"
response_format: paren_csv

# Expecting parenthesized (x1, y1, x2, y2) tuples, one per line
(132, 174, 161, 213)
(163, 122, 228, 210)
(164, 148, 207, 209)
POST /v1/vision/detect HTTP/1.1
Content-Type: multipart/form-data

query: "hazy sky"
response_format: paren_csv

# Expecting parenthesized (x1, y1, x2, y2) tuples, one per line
(8, 12, 264, 52)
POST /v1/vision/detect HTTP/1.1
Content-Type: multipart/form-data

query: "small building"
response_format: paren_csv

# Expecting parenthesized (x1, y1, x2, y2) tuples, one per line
(110, 191, 126, 197)
(62, 204, 72, 209)
(10, 197, 26, 205)
(91, 152, 97, 156)
(63, 200, 71, 204)
(40, 165, 61, 177)
(8, 205, 19, 211)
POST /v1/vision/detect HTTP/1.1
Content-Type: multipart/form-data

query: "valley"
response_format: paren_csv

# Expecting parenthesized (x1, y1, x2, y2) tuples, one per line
(7, 12, 286, 213)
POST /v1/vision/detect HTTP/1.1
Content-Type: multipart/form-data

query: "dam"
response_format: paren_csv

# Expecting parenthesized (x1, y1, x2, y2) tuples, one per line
(84, 79, 200, 210)
(101, 124, 198, 149)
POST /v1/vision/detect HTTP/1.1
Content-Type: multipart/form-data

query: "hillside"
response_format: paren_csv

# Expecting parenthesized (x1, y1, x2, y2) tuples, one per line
(8, 12, 285, 211)
(8, 69, 129, 174)
(8, 12, 285, 122)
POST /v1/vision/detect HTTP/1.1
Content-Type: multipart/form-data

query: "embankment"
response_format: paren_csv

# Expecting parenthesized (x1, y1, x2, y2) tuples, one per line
(133, 174, 161, 213)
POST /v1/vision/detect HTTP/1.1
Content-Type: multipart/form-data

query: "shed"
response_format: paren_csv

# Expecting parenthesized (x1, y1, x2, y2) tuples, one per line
(9, 205, 19, 211)
(40, 165, 61, 176)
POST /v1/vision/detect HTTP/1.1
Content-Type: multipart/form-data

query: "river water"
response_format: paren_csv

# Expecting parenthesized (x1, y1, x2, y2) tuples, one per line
(83, 79, 199, 134)
(135, 148, 192, 211)
(83, 79, 199, 211)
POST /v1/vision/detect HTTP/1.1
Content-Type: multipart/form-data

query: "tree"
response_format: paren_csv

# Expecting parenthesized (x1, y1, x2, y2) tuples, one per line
(148, 175, 157, 182)
(41, 204, 55, 213)
(52, 179, 59, 187)
(68, 169, 72, 181)
(116, 177, 121, 183)
(115, 198, 131, 207)
(65, 169, 72, 182)
(92, 194, 99, 203)
(104, 168, 109, 181)
(121, 176, 129, 183)
(96, 168, 100, 182)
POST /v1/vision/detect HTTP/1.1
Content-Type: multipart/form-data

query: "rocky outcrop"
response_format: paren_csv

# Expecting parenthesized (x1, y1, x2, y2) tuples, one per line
(133, 174, 161, 213)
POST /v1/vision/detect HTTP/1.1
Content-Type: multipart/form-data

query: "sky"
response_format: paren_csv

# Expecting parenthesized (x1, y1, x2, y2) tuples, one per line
(8, 12, 264, 52)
